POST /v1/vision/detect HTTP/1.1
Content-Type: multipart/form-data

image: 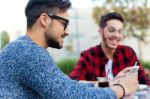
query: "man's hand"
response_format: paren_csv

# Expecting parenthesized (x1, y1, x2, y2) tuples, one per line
(110, 67, 139, 97)
(114, 67, 133, 80)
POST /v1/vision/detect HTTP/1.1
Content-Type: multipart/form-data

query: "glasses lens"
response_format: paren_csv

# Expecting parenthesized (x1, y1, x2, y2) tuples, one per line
(108, 27, 116, 33)
(48, 13, 69, 30)
(107, 26, 123, 34)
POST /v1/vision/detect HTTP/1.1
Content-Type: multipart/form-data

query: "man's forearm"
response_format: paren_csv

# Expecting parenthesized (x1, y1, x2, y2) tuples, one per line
(111, 85, 124, 99)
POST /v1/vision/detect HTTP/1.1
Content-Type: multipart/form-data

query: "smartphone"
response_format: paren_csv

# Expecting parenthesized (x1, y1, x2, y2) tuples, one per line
(128, 62, 139, 74)
(128, 66, 139, 74)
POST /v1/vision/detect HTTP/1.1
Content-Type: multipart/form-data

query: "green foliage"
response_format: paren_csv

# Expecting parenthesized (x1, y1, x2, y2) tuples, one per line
(57, 58, 78, 75)
(141, 61, 150, 70)
(0, 31, 10, 49)
(141, 61, 150, 77)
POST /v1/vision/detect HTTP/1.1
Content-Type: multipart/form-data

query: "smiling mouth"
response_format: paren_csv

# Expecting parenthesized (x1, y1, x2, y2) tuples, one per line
(109, 37, 120, 42)
(109, 39, 120, 46)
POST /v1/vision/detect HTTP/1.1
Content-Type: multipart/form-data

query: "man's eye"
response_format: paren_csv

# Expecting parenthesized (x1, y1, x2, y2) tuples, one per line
(62, 21, 66, 26)
(108, 28, 115, 32)
(59, 20, 66, 26)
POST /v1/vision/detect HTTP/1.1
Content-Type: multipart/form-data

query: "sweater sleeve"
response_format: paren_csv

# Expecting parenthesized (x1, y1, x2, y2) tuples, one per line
(18, 49, 117, 99)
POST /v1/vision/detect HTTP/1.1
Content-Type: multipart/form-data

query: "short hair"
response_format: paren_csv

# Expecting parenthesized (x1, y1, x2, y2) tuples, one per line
(25, 0, 72, 29)
(99, 12, 124, 28)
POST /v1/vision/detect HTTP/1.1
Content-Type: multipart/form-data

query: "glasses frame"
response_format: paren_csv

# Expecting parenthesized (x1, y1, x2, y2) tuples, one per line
(47, 13, 69, 30)
(106, 26, 123, 34)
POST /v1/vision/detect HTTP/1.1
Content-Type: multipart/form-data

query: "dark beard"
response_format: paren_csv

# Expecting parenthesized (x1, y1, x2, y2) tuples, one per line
(45, 32, 63, 49)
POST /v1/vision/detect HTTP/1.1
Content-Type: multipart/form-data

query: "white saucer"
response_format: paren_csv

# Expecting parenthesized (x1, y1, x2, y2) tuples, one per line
(139, 84, 148, 90)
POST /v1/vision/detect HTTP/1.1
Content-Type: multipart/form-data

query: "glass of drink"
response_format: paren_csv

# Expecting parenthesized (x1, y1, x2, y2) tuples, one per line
(97, 77, 110, 87)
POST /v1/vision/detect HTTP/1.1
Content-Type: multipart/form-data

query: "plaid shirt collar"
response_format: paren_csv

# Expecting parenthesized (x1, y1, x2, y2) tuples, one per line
(98, 44, 122, 76)
(98, 44, 120, 60)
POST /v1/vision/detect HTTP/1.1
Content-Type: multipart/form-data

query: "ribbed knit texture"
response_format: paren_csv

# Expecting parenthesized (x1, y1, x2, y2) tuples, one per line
(0, 36, 116, 99)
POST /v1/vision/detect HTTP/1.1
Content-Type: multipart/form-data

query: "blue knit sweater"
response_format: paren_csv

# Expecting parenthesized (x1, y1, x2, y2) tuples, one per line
(0, 36, 117, 99)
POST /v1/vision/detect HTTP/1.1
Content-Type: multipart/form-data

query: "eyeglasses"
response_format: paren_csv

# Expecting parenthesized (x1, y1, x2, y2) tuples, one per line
(106, 26, 123, 34)
(47, 13, 69, 30)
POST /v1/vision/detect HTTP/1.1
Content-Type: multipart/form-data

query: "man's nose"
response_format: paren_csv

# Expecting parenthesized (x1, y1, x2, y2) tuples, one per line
(64, 26, 69, 36)
(114, 31, 120, 37)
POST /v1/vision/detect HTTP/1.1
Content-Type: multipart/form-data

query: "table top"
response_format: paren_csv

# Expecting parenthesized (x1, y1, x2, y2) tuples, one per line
(133, 86, 150, 99)
(80, 81, 150, 99)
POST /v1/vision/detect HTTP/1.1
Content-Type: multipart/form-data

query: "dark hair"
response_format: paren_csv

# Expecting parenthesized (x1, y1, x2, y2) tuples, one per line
(99, 12, 124, 28)
(25, 0, 71, 29)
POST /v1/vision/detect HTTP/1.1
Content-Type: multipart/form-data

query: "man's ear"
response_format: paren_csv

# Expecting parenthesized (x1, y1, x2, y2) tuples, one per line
(39, 13, 51, 28)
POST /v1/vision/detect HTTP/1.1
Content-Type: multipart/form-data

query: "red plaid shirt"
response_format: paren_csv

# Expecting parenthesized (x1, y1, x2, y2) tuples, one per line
(70, 44, 150, 85)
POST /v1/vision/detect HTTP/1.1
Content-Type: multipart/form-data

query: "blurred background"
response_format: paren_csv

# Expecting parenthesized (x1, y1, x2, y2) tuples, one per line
(0, 0, 150, 76)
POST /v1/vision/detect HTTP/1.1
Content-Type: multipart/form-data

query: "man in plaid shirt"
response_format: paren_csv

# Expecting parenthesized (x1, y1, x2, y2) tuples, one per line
(70, 12, 150, 85)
